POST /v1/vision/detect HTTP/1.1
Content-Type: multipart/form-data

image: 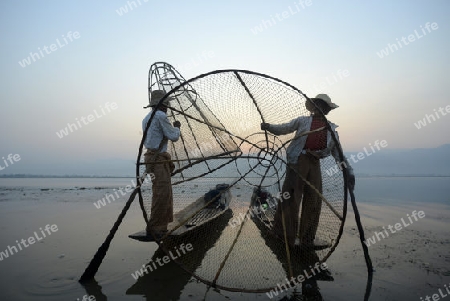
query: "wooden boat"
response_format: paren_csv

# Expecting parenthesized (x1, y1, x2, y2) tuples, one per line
(129, 184, 232, 242)
(249, 187, 334, 284)
(249, 187, 332, 251)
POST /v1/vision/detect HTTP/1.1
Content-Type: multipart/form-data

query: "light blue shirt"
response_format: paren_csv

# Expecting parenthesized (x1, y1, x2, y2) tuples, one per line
(142, 110, 180, 152)
(266, 116, 349, 170)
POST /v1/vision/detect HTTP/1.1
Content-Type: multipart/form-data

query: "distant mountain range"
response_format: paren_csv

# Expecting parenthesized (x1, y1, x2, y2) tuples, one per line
(346, 144, 450, 176)
(0, 144, 449, 177)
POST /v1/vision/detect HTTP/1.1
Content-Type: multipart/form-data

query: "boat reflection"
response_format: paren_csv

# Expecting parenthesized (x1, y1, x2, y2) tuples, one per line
(126, 209, 232, 300)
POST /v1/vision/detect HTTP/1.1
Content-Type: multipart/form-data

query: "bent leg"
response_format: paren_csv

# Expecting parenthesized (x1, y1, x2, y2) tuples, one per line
(299, 157, 323, 244)
(273, 157, 307, 246)
(145, 153, 174, 233)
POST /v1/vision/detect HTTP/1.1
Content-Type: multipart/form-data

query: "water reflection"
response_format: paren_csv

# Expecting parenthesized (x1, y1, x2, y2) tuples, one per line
(79, 279, 107, 301)
(80, 203, 373, 301)
(126, 209, 233, 300)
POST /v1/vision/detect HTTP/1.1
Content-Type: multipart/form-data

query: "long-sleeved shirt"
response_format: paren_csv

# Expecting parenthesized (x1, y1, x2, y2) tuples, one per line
(142, 110, 180, 152)
(266, 115, 352, 173)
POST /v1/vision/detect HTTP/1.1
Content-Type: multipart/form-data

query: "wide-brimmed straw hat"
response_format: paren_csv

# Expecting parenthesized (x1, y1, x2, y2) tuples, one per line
(306, 94, 339, 111)
(144, 90, 173, 108)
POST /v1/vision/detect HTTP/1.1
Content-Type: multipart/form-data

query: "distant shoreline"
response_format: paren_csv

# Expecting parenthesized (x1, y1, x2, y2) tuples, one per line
(0, 175, 134, 179)
(0, 174, 449, 179)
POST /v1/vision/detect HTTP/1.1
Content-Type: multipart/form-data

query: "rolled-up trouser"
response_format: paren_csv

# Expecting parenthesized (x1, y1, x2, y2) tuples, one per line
(144, 150, 175, 232)
(273, 152, 323, 246)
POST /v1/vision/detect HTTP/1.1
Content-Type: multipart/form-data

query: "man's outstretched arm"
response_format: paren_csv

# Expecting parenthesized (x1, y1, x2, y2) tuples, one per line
(261, 117, 301, 136)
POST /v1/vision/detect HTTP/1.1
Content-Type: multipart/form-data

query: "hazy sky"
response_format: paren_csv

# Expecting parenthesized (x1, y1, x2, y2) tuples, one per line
(0, 0, 449, 175)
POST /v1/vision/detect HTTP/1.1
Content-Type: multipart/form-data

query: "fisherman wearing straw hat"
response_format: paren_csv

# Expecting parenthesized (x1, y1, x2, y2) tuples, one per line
(143, 90, 181, 239)
(261, 94, 355, 248)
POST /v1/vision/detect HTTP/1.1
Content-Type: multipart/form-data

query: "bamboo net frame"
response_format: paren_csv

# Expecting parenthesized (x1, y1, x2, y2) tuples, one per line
(136, 65, 349, 293)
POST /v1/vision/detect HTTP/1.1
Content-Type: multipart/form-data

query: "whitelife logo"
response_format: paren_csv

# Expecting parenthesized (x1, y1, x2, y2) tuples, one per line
(420, 283, 450, 301)
(131, 243, 193, 280)
(93, 174, 155, 209)
(250, 0, 313, 35)
(18, 31, 80, 68)
(115, 0, 149, 16)
(0, 154, 21, 171)
(376, 22, 439, 58)
(414, 105, 450, 129)
(325, 140, 388, 177)
(56, 102, 118, 139)
(266, 262, 328, 299)
(0, 224, 59, 262)
(364, 210, 425, 247)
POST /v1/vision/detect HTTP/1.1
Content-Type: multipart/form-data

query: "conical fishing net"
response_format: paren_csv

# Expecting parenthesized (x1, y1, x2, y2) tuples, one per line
(136, 64, 348, 293)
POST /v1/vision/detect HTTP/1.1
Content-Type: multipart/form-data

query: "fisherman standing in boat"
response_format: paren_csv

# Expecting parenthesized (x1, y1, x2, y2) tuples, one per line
(261, 94, 355, 248)
(143, 90, 181, 239)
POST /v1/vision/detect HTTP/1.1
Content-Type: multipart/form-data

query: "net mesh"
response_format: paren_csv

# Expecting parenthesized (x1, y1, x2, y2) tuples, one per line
(136, 63, 347, 293)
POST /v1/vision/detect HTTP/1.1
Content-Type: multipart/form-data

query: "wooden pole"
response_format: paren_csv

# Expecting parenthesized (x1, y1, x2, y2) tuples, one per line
(79, 187, 139, 282)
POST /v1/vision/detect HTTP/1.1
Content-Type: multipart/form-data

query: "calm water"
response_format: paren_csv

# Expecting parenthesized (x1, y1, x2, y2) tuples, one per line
(354, 176, 450, 205)
(0, 176, 448, 301)
(1, 176, 448, 204)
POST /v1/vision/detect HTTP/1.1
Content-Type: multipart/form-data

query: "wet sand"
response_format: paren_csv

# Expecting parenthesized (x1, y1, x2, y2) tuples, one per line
(0, 179, 449, 300)
(322, 202, 450, 301)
